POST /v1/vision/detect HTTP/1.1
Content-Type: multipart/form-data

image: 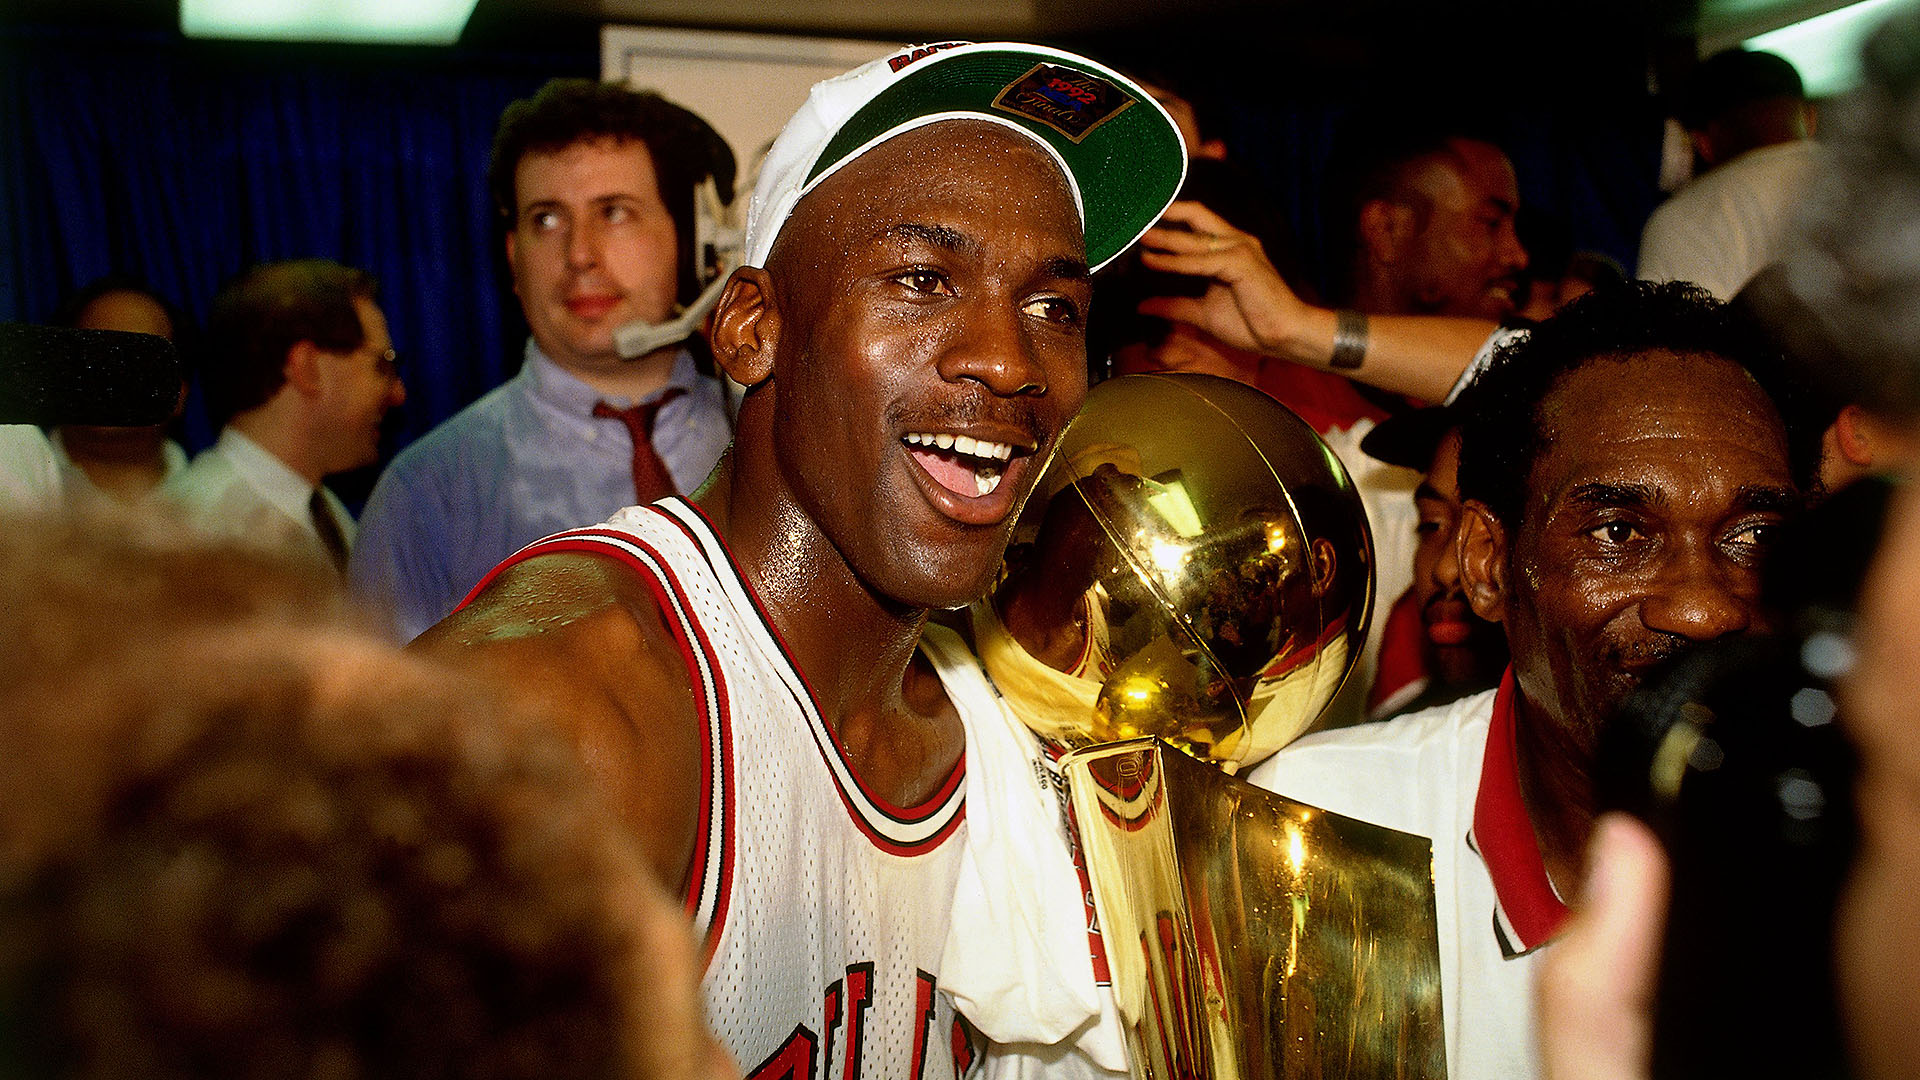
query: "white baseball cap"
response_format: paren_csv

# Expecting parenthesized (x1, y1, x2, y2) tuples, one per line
(743, 41, 1187, 273)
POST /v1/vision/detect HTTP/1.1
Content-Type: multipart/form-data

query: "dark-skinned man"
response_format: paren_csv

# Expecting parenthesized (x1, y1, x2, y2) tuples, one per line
(414, 43, 1185, 1079)
(1542, 16, 1920, 1079)
(1361, 406, 1509, 718)
(1249, 281, 1799, 1080)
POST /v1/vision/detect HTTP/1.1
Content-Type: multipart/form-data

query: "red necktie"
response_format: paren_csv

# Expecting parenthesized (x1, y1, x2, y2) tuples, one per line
(593, 389, 685, 503)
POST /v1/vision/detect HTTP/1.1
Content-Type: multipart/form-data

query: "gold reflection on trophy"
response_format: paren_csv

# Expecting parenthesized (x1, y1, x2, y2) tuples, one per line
(978, 374, 1446, 1080)
(987, 372, 1373, 769)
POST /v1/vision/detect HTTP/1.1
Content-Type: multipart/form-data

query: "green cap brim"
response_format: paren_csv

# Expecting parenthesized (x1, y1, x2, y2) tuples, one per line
(809, 47, 1185, 270)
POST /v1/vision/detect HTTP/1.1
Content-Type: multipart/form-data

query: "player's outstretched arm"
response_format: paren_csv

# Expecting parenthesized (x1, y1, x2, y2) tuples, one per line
(1138, 200, 1498, 405)
(412, 553, 707, 893)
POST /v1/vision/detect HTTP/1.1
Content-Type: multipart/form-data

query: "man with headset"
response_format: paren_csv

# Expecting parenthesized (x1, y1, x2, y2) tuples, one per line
(351, 79, 737, 641)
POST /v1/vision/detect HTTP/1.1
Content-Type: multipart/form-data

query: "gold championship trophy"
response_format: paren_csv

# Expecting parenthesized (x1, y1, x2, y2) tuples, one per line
(978, 374, 1446, 1079)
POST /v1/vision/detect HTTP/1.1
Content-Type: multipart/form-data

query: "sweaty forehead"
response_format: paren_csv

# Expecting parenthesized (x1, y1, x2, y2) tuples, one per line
(767, 120, 1080, 270)
(1530, 350, 1790, 491)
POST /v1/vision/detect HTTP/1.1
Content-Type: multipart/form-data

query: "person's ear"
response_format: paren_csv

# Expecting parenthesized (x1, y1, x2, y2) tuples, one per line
(709, 267, 778, 389)
(504, 229, 521, 294)
(1458, 500, 1509, 624)
(1358, 199, 1417, 265)
(1833, 404, 1876, 468)
(283, 340, 324, 399)
(1309, 537, 1338, 598)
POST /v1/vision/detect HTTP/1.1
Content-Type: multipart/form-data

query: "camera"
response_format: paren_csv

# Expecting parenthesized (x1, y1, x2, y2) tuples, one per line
(1597, 479, 1894, 1080)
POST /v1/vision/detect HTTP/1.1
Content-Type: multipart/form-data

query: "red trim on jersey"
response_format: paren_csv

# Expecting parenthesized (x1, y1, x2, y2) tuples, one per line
(656, 499, 968, 856)
(456, 526, 738, 965)
(860, 799, 968, 858)
(561, 528, 740, 965)
(452, 530, 565, 609)
(1255, 613, 1350, 681)
(1042, 744, 1115, 988)
(1470, 667, 1570, 953)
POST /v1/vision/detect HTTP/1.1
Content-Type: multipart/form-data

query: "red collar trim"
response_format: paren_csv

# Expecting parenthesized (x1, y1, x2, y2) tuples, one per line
(1470, 668, 1570, 955)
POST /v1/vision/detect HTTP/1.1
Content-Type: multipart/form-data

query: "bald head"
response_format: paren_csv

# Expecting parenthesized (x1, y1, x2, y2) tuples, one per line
(1356, 137, 1528, 318)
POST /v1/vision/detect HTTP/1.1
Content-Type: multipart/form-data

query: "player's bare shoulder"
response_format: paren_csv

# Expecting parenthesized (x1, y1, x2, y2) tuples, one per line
(412, 551, 705, 887)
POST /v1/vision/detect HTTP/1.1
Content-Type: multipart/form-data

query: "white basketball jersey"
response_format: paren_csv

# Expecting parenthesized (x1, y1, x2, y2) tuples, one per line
(482, 498, 986, 1079)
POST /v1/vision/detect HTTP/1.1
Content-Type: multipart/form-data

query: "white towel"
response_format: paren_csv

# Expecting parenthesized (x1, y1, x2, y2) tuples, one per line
(932, 607, 1129, 1072)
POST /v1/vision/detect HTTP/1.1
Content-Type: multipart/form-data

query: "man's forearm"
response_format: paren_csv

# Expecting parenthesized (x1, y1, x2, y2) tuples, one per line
(1268, 306, 1500, 405)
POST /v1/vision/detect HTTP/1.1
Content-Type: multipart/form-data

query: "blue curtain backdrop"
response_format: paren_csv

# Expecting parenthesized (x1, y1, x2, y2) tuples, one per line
(0, 27, 595, 486)
(1, 25, 1663, 498)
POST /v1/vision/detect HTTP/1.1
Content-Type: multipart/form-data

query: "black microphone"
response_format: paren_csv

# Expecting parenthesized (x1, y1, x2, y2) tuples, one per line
(0, 323, 182, 427)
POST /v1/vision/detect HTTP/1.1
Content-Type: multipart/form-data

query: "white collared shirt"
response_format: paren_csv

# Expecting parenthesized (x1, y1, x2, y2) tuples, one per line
(163, 427, 352, 569)
(347, 339, 731, 641)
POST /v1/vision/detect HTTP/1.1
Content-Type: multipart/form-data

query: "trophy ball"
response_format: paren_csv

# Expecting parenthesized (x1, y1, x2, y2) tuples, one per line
(989, 373, 1374, 773)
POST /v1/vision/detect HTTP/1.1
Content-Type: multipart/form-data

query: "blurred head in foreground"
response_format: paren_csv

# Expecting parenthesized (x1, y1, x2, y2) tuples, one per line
(1783, 11, 1920, 1079)
(0, 512, 732, 1080)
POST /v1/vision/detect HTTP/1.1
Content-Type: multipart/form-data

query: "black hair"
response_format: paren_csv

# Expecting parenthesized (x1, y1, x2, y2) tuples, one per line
(487, 79, 736, 307)
(202, 260, 374, 426)
(1456, 279, 1798, 527)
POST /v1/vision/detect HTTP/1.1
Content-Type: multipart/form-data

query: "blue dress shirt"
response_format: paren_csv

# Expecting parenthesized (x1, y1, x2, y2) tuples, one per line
(349, 339, 731, 641)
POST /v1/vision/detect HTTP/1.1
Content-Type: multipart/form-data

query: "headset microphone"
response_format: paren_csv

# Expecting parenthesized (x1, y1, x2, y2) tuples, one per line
(613, 274, 728, 360)
(613, 174, 740, 360)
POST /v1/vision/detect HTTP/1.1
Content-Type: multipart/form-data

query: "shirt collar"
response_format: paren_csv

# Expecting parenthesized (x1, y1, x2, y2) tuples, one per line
(1469, 667, 1570, 958)
(521, 337, 699, 416)
(215, 427, 317, 527)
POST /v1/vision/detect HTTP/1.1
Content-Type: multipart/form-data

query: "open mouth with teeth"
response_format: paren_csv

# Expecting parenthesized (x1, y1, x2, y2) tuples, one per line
(903, 431, 1018, 498)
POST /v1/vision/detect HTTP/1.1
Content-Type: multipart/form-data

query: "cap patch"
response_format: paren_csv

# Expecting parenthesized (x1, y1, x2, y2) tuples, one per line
(991, 63, 1136, 144)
